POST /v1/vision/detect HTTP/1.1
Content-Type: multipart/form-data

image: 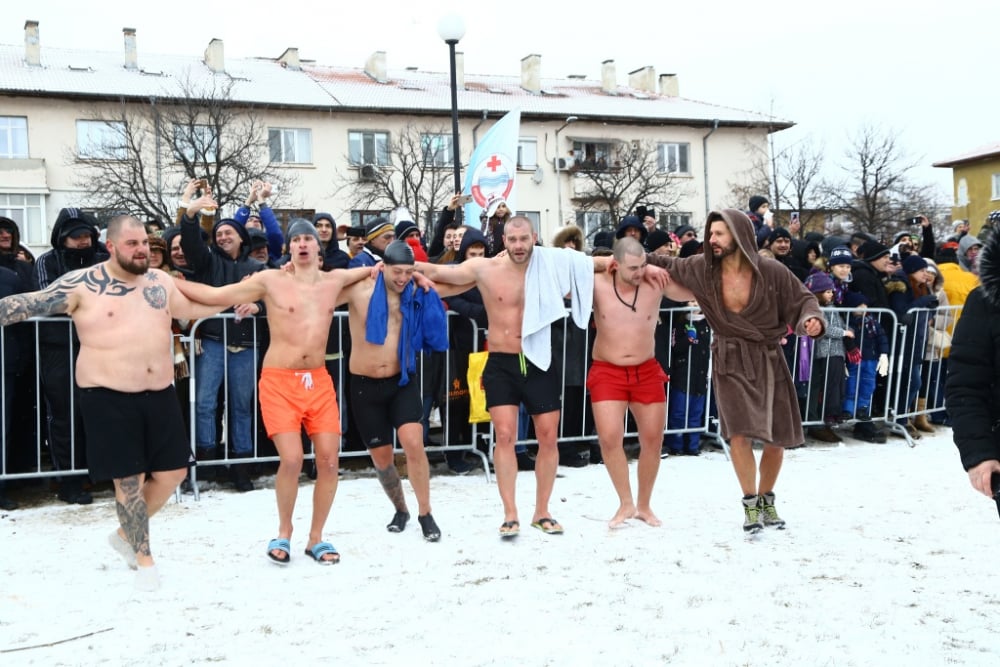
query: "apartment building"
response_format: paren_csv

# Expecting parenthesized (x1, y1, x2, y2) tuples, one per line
(0, 20, 792, 253)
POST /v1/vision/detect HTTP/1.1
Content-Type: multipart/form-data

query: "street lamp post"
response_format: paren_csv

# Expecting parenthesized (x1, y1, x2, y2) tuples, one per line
(554, 115, 578, 227)
(437, 15, 466, 194)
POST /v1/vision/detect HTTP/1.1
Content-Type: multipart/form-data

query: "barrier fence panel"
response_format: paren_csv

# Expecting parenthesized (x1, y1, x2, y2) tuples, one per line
(484, 305, 724, 460)
(0, 303, 961, 490)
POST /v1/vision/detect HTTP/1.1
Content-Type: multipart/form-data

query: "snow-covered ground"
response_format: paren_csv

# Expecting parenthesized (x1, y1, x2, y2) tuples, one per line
(2, 429, 998, 666)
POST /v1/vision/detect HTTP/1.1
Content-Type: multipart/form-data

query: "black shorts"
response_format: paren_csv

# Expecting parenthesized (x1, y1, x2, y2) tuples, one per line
(349, 374, 423, 448)
(78, 386, 192, 482)
(482, 352, 561, 415)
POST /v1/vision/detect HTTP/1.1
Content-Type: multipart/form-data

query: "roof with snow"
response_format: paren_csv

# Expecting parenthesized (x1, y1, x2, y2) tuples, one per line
(0, 43, 792, 129)
(933, 142, 1000, 168)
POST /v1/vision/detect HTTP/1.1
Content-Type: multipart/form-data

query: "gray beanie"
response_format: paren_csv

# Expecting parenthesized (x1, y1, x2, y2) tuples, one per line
(287, 218, 320, 243)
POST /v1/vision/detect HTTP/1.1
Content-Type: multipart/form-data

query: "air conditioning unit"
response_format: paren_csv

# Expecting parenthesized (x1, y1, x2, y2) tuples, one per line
(553, 156, 576, 171)
(358, 164, 379, 181)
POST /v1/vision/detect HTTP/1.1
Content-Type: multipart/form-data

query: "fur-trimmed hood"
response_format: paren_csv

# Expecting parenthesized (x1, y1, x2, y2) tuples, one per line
(552, 225, 584, 251)
(976, 228, 1000, 309)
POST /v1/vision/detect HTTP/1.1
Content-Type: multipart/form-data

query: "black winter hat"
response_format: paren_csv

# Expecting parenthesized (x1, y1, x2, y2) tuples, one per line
(645, 229, 671, 252)
(748, 196, 769, 213)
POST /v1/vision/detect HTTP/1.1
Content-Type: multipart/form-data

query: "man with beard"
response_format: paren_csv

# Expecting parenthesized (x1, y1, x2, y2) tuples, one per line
(0, 215, 224, 590)
(589, 237, 694, 528)
(348, 217, 395, 268)
(34, 208, 110, 504)
(647, 210, 824, 533)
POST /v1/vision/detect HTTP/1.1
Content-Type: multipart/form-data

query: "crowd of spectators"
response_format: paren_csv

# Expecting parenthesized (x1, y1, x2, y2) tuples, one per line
(0, 184, 993, 510)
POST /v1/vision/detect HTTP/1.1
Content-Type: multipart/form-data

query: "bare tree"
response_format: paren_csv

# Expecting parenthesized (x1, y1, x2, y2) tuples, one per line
(331, 121, 455, 230)
(571, 139, 688, 223)
(821, 124, 934, 241)
(71, 72, 297, 224)
(726, 138, 773, 212)
(778, 137, 828, 231)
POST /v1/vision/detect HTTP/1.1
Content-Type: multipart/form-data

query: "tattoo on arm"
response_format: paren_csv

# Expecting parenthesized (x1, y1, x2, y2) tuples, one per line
(115, 475, 151, 557)
(0, 265, 142, 325)
(375, 463, 408, 513)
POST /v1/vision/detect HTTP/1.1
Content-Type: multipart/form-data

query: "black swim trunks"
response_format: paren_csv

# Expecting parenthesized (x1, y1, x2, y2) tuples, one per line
(482, 352, 561, 415)
(349, 374, 423, 448)
(78, 386, 192, 482)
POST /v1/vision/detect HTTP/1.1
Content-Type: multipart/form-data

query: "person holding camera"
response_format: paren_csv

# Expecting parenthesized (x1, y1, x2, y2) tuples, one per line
(946, 227, 1000, 502)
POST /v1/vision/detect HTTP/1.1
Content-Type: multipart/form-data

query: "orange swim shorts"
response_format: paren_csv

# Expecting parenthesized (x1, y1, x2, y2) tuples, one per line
(586, 357, 668, 404)
(259, 367, 341, 437)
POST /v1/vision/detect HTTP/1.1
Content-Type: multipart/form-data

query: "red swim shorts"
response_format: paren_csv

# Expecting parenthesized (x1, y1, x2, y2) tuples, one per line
(259, 367, 341, 437)
(586, 358, 668, 404)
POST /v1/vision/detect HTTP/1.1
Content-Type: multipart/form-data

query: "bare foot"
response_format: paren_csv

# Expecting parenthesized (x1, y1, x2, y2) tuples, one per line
(635, 508, 662, 527)
(608, 503, 637, 528)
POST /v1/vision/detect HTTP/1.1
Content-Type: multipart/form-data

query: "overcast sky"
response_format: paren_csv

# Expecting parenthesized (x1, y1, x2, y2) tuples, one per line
(4, 0, 994, 207)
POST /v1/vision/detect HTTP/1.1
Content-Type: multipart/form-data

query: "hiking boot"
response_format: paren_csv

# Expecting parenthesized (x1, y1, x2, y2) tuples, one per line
(806, 425, 842, 443)
(231, 464, 255, 492)
(758, 492, 786, 529)
(852, 421, 887, 444)
(57, 479, 93, 505)
(742, 495, 764, 533)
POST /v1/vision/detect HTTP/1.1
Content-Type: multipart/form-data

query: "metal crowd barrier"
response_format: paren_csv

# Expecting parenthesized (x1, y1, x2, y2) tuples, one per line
(0, 304, 956, 490)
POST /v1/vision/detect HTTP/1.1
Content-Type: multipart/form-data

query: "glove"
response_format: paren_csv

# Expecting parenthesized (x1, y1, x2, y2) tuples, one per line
(925, 296, 939, 310)
(876, 353, 889, 377)
(846, 348, 862, 365)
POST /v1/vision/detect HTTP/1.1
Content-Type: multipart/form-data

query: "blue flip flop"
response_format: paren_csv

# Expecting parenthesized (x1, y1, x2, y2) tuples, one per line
(267, 538, 291, 565)
(304, 541, 340, 565)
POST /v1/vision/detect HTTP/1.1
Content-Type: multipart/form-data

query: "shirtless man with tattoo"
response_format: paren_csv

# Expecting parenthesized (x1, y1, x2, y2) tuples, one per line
(589, 237, 693, 527)
(335, 240, 471, 542)
(0, 215, 224, 591)
(174, 217, 374, 565)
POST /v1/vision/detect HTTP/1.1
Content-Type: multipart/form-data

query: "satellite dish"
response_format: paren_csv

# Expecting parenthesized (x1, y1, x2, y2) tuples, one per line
(532, 167, 544, 184)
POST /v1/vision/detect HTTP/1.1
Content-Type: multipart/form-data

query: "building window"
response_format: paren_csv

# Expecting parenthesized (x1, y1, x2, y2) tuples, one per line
(664, 213, 692, 229)
(268, 128, 312, 164)
(349, 131, 390, 167)
(576, 210, 612, 241)
(657, 142, 690, 174)
(350, 210, 389, 227)
(517, 211, 540, 229)
(572, 141, 613, 171)
(992, 174, 1000, 201)
(957, 178, 969, 206)
(76, 120, 127, 160)
(0, 116, 28, 158)
(0, 193, 45, 245)
(421, 133, 454, 168)
(173, 124, 217, 162)
(517, 138, 537, 170)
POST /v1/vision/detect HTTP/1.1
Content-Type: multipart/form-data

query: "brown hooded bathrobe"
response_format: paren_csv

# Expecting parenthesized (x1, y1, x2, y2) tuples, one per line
(647, 208, 823, 447)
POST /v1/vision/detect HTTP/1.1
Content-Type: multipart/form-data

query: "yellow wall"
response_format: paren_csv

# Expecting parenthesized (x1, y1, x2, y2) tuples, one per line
(948, 158, 1000, 235)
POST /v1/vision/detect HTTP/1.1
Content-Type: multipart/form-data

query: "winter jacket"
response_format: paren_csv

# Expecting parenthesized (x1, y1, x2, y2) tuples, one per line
(0, 216, 35, 291)
(311, 213, 350, 270)
(233, 205, 284, 262)
(34, 208, 110, 347)
(946, 229, 1000, 471)
(179, 214, 265, 347)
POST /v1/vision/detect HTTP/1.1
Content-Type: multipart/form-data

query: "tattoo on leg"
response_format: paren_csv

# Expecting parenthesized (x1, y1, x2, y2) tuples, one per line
(115, 475, 151, 557)
(375, 464, 407, 512)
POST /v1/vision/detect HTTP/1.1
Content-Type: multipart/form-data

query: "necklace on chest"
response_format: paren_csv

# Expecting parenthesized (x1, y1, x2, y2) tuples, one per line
(612, 277, 639, 313)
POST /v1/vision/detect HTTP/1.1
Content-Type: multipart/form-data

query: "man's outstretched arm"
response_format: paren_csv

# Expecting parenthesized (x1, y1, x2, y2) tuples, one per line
(414, 259, 481, 285)
(0, 270, 85, 325)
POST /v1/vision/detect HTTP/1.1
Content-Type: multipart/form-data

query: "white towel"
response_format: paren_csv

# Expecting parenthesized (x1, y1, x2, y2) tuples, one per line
(521, 246, 594, 371)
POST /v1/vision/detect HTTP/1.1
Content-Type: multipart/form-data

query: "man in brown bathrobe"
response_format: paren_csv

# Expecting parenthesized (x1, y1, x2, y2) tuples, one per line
(647, 209, 824, 533)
